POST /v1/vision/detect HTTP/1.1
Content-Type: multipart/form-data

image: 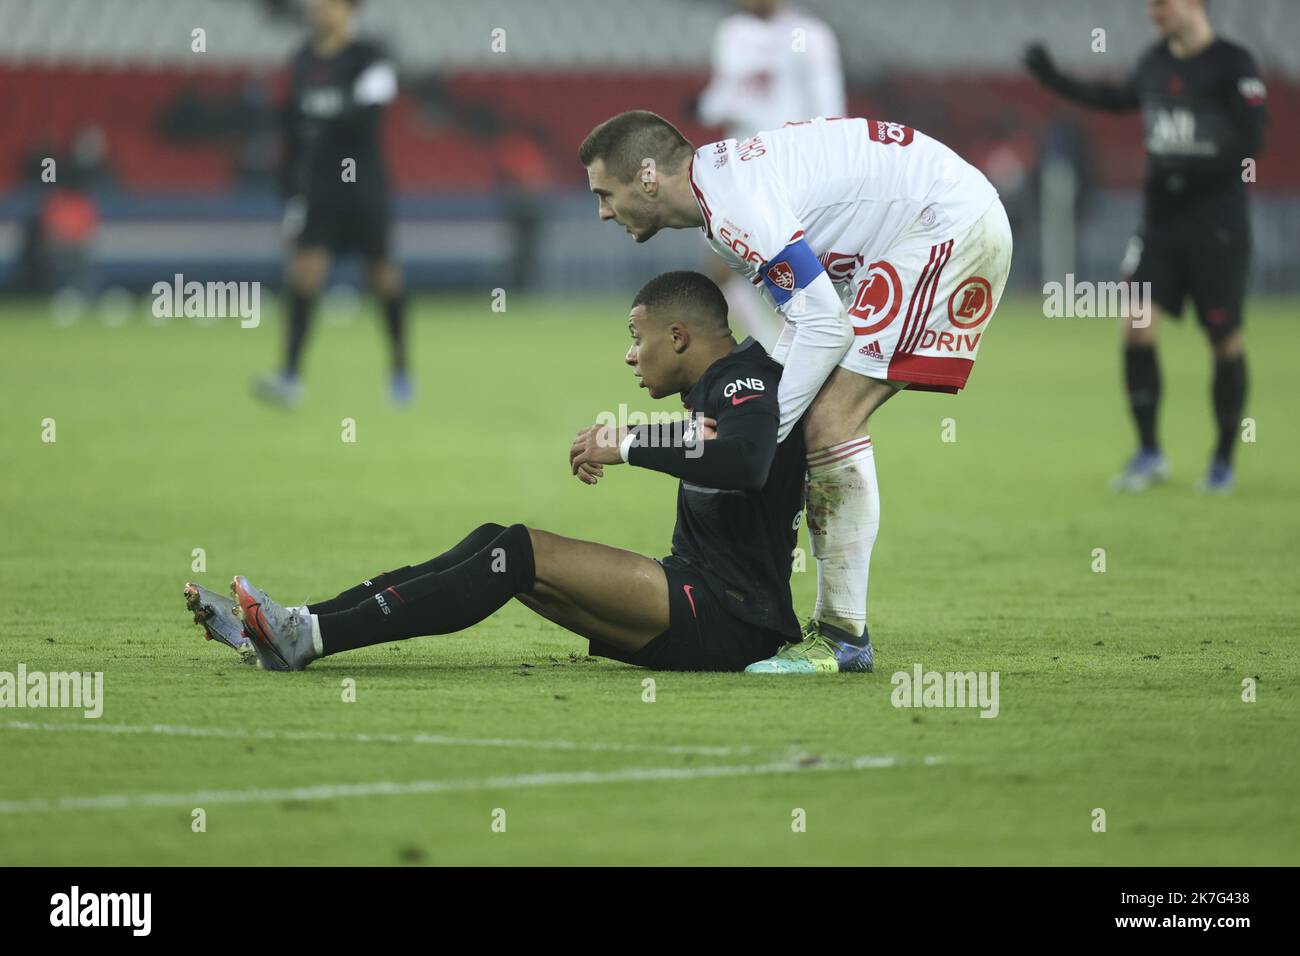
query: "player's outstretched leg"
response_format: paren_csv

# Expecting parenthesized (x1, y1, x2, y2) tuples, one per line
(184, 582, 263, 667)
(227, 524, 684, 670)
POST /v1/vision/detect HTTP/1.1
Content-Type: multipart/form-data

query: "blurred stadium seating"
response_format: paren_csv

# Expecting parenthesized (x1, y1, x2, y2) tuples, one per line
(1, 0, 1295, 294)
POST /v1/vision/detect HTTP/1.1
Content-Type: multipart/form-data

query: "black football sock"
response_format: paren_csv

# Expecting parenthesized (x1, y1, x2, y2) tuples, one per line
(317, 523, 535, 655)
(306, 523, 506, 616)
(1212, 353, 1247, 464)
(381, 294, 407, 376)
(1123, 344, 1161, 453)
(285, 291, 315, 376)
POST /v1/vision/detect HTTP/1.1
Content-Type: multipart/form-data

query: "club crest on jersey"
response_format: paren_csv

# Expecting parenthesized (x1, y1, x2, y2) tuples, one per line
(766, 261, 796, 292)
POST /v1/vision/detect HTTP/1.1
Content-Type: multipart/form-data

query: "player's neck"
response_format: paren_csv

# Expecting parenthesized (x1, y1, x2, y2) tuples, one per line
(663, 175, 706, 231)
(680, 337, 738, 391)
(1168, 18, 1214, 59)
(314, 26, 354, 57)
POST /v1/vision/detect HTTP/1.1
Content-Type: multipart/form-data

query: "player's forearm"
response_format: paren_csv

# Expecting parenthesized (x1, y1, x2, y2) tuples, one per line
(626, 421, 775, 491)
(771, 306, 853, 443)
(1039, 71, 1138, 113)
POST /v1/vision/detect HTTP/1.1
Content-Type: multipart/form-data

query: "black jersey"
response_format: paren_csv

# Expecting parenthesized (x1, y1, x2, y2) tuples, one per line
(625, 339, 805, 640)
(282, 37, 394, 202)
(1034, 38, 1267, 233)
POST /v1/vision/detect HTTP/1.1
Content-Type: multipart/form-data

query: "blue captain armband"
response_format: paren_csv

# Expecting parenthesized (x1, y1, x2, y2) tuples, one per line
(759, 233, 825, 309)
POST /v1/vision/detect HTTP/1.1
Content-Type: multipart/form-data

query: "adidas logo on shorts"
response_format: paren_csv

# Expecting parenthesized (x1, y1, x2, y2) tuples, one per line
(859, 340, 884, 360)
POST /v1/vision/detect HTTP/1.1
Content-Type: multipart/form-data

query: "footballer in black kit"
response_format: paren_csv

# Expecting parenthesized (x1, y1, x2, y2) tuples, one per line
(613, 329, 806, 669)
(199, 272, 809, 674)
(255, 0, 411, 408)
(1027, 0, 1267, 493)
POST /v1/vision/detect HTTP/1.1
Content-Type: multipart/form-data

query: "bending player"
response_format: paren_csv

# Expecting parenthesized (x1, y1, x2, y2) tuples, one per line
(580, 111, 1012, 673)
(187, 272, 818, 673)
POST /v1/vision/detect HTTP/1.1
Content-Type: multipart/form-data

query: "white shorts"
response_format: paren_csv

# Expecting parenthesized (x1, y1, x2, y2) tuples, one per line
(834, 198, 1012, 393)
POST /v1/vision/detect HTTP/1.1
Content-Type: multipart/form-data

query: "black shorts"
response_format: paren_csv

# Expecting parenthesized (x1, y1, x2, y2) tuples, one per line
(1125, 226, 1250, 342)
(290, 193, 391, 259)
(587, 557, 787, 672)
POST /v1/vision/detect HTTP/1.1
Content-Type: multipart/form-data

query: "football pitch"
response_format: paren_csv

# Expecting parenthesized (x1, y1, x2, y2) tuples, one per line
(1, 294, 1296, 866)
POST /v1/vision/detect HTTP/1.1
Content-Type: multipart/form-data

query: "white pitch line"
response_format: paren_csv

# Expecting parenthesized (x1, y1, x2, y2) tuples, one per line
(0, 755, 938, 815)
(0, 719, 755, 757)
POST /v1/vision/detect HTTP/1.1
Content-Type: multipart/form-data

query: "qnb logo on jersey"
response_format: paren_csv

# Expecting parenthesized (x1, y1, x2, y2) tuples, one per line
(724, 378, 766, 406)
(1147, 108, 1215, 156)
(50, 886, 151, 936)
(865, 118, 915, 147)
(848, 260, 903, 336)
(766, 261, 796, 292)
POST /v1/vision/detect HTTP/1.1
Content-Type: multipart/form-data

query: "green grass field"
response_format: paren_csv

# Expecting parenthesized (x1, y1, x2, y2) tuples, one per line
(1, 294, 1297, 866)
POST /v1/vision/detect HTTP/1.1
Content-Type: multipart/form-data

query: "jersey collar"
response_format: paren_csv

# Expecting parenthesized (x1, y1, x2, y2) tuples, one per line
(688, 152, 715, 239)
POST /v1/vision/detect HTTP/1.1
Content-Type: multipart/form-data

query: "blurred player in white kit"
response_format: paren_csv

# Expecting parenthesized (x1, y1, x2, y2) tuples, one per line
(695, 0, 845, 352)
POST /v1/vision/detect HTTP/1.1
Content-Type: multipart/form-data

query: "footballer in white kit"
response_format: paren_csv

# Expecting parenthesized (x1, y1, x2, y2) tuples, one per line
(580, 111, 1013, 673)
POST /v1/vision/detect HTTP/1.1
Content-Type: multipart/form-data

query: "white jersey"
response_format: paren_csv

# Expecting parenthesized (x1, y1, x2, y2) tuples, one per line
(689, 117, 998, 293)
(686, 117, 1000, 440)
(698, 9, 845, 141)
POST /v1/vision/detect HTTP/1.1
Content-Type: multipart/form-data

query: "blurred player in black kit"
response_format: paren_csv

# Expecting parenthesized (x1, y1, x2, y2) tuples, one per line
(255, 0, 411, 407)
(1027, 0, 1267, 493)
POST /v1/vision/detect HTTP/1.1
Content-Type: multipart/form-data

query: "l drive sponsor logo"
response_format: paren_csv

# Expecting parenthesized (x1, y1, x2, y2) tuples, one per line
(847, 261, 903, 336)
(723, 377, 766, 406)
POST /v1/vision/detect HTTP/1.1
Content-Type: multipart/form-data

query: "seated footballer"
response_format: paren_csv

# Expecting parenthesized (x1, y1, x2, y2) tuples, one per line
(184, 270, 812, 673)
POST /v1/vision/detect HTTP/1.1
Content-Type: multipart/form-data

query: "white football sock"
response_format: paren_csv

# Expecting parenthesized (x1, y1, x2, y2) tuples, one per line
(723, 275, 784, 352)
(287, 605, 323, 657)
(806, 436, 879, 639)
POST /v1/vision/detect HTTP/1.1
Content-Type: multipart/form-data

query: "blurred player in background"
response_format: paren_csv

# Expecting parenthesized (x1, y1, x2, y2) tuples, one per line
(255, 0, 410, 407)
(1026, 0, 1268, 493)
(581, 111, 1011, 674)
(695, 0, 844, 351)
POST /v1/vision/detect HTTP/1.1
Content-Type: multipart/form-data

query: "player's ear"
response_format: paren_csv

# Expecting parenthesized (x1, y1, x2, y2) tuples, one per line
(670, 322, 690, 354)
(638, 158, 659, 196)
